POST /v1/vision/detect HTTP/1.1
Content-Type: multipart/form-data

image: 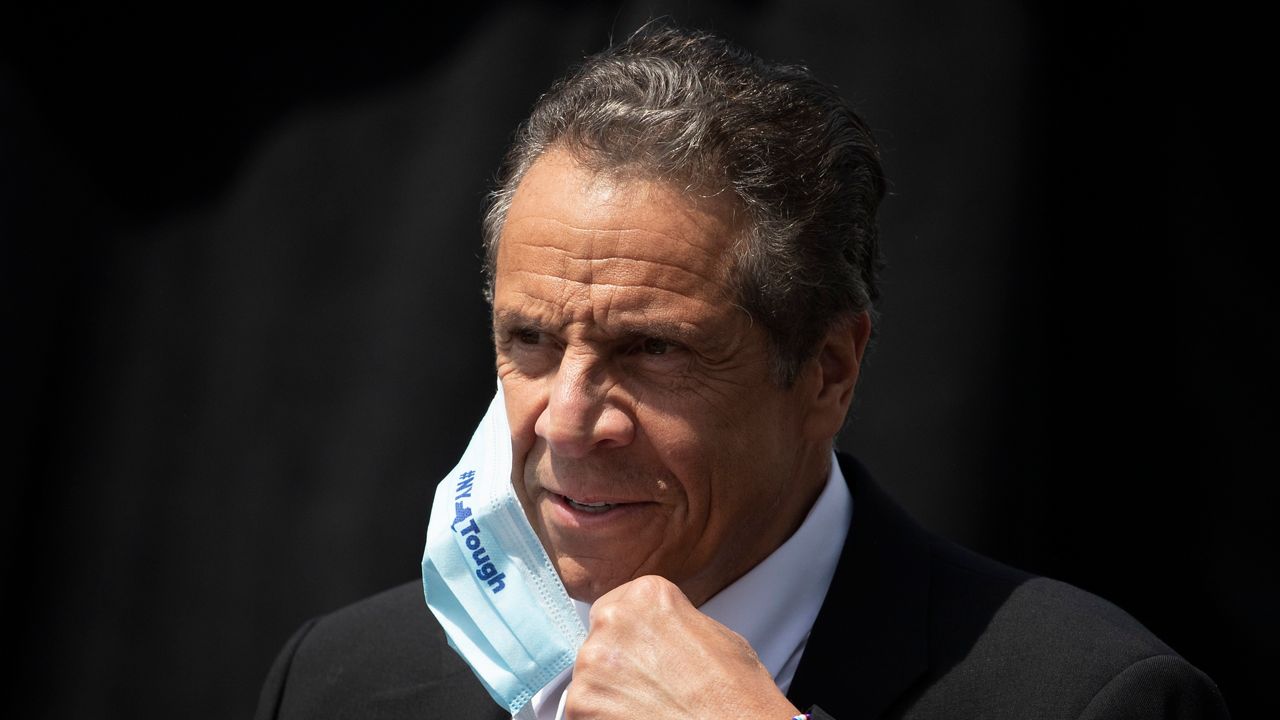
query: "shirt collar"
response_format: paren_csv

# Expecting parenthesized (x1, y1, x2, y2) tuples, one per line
(697, 450, 853, 688)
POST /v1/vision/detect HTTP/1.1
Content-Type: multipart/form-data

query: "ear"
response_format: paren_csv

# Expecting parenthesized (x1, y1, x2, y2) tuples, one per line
(803, 311, 872, 440)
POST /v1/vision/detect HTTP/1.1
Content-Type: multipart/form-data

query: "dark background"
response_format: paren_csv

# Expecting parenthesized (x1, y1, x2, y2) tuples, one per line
(3, 1, 1273, 717)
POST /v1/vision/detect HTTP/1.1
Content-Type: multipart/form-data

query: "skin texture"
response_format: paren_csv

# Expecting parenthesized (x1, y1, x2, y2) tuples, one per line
(491, 147, 869, 717)
(566, 575, 801, 720)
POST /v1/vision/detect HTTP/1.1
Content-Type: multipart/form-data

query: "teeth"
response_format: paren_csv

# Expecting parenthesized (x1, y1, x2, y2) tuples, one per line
(566, 497, 615, 512)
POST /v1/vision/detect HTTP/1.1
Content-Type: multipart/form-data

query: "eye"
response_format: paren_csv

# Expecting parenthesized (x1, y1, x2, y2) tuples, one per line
(639, 337, 674, 355)
(514, 328, 541, 345)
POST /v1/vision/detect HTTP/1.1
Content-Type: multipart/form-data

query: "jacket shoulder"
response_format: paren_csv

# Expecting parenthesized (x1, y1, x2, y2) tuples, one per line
(255, 582, 498, 720)
(928, 537, 1171, 658)
(901, 537, 1228, 719)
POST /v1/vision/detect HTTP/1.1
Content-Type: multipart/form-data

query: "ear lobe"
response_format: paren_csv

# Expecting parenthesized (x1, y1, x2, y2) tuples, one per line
(806, 311, 872, 440)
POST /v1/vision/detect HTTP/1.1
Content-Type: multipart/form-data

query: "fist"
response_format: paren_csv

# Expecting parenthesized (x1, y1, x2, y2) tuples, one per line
(563, 575, 800, 720)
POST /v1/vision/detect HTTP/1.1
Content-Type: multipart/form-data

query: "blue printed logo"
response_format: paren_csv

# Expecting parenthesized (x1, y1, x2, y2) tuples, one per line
(451, 470, 506, 594)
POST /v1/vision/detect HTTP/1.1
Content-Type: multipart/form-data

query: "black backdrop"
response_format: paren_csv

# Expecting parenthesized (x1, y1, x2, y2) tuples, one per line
(3, 2, 1274, 718)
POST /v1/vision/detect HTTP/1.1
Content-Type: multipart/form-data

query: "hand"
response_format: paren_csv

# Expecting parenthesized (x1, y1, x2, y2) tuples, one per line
(563, 575, 801, 720)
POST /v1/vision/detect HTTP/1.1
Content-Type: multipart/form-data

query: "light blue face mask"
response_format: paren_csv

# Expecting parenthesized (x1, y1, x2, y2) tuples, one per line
(421, 386, 587, 718)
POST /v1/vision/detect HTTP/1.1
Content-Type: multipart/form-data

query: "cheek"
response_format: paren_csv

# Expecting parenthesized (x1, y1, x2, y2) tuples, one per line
(636, 411, 713, 504)
(674, 396, 790, 505)
(651, 390, 765, 463)
(500, 376, 546, 456)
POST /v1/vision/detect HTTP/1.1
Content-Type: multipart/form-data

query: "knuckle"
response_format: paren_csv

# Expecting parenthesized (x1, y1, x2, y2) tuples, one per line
(575, 638, 610, 669)
(634, 574, 674, 601)
(634, 574, 682, 607)
(589, 602, 620, 627)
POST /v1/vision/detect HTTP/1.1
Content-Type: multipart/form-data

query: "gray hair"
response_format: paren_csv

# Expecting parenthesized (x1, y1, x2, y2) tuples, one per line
(482, 25, 885, 385)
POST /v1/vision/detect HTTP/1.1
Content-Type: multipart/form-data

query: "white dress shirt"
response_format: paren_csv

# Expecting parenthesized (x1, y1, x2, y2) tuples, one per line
(524, 453, 854, 720)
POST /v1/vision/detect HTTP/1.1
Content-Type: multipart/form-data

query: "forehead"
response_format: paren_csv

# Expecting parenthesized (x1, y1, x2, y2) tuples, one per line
(494, 150, 743, 321)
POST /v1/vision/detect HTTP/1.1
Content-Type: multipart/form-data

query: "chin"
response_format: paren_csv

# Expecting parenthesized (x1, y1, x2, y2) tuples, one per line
(555, 559, 635, 604)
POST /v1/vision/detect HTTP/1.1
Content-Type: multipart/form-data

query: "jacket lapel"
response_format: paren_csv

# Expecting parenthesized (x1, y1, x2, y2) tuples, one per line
(786, 453, 931, 718)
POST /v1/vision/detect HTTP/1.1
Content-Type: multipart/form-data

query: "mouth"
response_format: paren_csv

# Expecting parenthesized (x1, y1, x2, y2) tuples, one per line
(537, 489, 659, 536)
(547, 491, 650, 520)
(563, 496, 618, 513)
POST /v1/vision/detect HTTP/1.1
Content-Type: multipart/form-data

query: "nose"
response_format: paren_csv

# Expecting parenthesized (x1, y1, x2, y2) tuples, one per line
(534, 348, 635, 458)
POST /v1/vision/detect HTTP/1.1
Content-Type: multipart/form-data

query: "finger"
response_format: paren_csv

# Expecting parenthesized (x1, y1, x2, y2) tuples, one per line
(596, 574, 690, 615)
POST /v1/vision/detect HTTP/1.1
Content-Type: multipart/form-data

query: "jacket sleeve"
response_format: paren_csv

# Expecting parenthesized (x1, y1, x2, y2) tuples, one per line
(1076, 654, 1230, 720)
(254, 618, 321, 720)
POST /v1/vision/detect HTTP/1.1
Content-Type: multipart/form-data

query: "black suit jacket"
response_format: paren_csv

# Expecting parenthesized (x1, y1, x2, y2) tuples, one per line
(255, 454, 1229, 719)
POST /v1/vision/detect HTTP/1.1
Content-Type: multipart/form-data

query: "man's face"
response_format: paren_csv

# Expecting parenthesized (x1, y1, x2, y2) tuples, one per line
(492, 149, 830, 605)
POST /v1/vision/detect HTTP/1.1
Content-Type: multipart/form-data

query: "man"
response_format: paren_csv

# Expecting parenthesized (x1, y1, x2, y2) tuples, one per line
(256, 26, 1229, 720)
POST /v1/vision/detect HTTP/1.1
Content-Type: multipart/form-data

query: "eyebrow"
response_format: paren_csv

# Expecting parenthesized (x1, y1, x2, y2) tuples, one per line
(492, 309, 552, 332)
(492, 308, 704, 345)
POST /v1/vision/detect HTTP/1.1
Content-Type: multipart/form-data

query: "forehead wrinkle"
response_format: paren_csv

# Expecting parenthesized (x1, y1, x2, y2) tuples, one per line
(581, 282, 720, 339)
(502, 251, 726, 303)
(502, 216, 727, 268)
(589, 253, 723, 286)
(493, 288, 581, 330)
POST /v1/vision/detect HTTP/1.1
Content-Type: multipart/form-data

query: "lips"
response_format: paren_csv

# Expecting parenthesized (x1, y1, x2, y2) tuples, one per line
(564, 497, 616, 513)
(549, 491, 645, 516)
(540, 491, 656, 534)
